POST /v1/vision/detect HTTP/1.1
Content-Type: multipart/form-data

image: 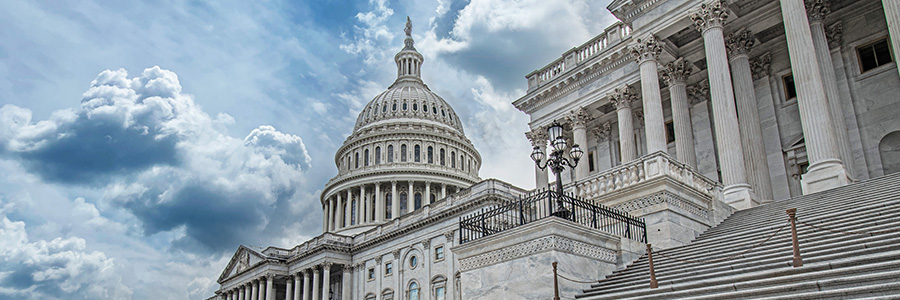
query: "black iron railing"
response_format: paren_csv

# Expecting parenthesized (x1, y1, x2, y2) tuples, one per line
(459, 189, 647, 244)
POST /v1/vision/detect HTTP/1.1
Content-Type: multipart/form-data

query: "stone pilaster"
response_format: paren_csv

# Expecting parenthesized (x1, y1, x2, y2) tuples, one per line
(322, 262, 332, 300)
(294, 274, 302, 300)
(661, 58, 697, 168)
(609, 85, 638, 163)
(285, 276, 293, 300)
(779, 0, 850, 194)
(882, 0, 900, 79)
(631, 36, 668, 155)
(265, 274, 274, 300)
(807, 0, 855, 179)
(567, 107, 593, 180)
(726, 29, 774, 202)
(304, 270, 312, 300)
(342, 265, 351, 300)
(391, 181, 399, 219)
(312, 267, 321, 300)
(375, 183, 383, 222)
(526, 128, 550, 189)
(691, 0, 757, 209)
(591, 122, 613, 171)
(335, 195, 343, 230)
(360, 185, 368, 224)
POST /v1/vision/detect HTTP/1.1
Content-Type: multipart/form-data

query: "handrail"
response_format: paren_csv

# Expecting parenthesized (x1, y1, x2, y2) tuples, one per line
(459, 189, 647, 244)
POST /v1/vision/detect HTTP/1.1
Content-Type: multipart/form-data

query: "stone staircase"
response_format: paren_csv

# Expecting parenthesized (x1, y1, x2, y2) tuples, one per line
(575, 173, 900, 300)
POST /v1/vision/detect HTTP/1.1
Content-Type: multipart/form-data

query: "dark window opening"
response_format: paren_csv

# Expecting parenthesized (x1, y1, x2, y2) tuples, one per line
(414, 145, 421, 162)
(414, 192, 422, 209)
(365, 149, 370, 166)
(665, 121, 676, 143)
(375, 147, 381, 164)
(858, 38, 893, 73)
(440, 148, 445, 166)
(387, 145, 394, 163)
(428, 146, 434, 164)
(401, 144, 408, 162)
(783, 74, 797, 100)
(588, 151, 596, 172)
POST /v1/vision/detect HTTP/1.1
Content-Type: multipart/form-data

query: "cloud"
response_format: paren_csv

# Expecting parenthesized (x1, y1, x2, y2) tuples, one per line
(1, 67, 318, 255)
(0, 216, 132, 300)
(339, 0, 396, 66)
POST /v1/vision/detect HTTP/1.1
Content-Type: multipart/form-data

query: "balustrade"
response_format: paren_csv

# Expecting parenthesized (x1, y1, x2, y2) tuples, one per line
(575, 152, 721, 200)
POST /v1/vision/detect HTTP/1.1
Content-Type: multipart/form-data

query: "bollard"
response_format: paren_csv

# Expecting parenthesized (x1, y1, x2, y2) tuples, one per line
(786, 208, 803, 267)
(647, 244, 658, 289)
(552, 262, 561, 300)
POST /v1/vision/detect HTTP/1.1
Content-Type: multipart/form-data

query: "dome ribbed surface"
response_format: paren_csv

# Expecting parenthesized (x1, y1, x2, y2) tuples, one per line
(353, 80, 464, 134)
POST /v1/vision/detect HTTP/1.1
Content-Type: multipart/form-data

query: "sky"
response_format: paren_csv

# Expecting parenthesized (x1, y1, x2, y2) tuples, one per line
(0, 0, 618, 298)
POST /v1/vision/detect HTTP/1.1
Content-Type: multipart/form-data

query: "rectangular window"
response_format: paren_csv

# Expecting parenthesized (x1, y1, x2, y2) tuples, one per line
(435, 287, 445, 300)
(588, 151, 596, 172)
(385, 262, 392, 275)
(782, 74, 797, 101)
(665, 121, 676, 144)
(435, 246, 444, 260)
(368, 268, 375, 280)
(857, 37, 893, 73)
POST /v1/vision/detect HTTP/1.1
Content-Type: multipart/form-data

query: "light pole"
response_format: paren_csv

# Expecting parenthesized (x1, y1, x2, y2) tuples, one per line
(531, 121, 584, 217)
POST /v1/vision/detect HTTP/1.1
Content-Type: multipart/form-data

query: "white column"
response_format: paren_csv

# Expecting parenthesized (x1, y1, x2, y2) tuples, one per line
(391, 181, 399, 219)
(322, 262, 332, 300)
(691, 0, 757, 209)
(661, 58, 697, 167)
(440, 183, 447, 199)
(265, 275, 274, 300)
(322, 206, 327, 233)
(326, 200, 334, 232)
(239, 284, 245, 300)
(569, 107, 592, 180)
(304, 270, 312, 300)
(344, 193, 351, 227)
(375, 183, 384, 222)
(258, 278, 266, 300)
(294, 274, 302, 300)
(342, 266, 351, 300)
(335, 195, 343, 230)
(610, 85, 637, 162)
(778, 0, 850, 194)
(808, 0, 855, 179)
(883, 0, 900, 79)
(360, 185, 368, 224)
(407, 181, 414, 213)
(631, 36, 667, 154)
(250, 280, 258, 300)
(424, 182, 431, 206)
(527, 129, 550, 189)
(312, 267, 320, 300)
(444, 231, 455, 298)
(726, 29, 775, 201)
(349, 189, 356, 226)
(286, 276, 294, 300)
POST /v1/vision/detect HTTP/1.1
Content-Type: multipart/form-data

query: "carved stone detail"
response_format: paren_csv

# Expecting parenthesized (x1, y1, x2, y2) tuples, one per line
(634, 111, 645, 126)
(609, 85, 638, 110)
(567, 107, 594, 127)
(661, 58, 693, 85)
(591, 122, 612, 140)
(725, 29, 755, 58)
(444, 230, 455, 241)
(525, 127, 549, 147)
(631, 35, 662, 64)
(827, 23, 842, 49)
(612, 191, 710, 219)
(750, 53, 773, 80)
(422, 239, 431, 249)
(690, 0, 729, 32)
(393, 249, 402, 258)
(805, 0, 830, 22)
(458, 235, 616, 271)
(686, 81, 710, 104)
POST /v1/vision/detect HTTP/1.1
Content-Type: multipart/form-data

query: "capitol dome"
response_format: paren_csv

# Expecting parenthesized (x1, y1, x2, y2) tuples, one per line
(321, 18, 482, 235)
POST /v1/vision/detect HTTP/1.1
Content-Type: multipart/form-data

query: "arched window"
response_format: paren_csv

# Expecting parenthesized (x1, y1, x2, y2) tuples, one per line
(428, 146, 434, 164)
(881, 131, 900, 175)
(403, 101, 408, 111)
(365, 149, 370, 166)
(408, 282, 419, 300)
(430, 193, 436, 203)
(441, 109, 446, 117)
(387, 145, 394, 163)
(451, 151, 456, 168)
(375, 147, 381, 164)
(393, 102, 397, 111)
(365, 294, 376, 300)
(424, 104, 428, 113)
(382, 289, 394, 300)
(432, 106, 437, 114)
(382, 104, 387, 112)
(401, 144, 408, 162)
(386, 193, 392, 219)
(414, 192, 422, 210)
(413, 103, 418, 111)
(432, 276, 448, 300)
(440, 148, 445, 166)
(415, 145, 421, 162)
(400, 192, 408, 213)
(355, 152, 359, 168)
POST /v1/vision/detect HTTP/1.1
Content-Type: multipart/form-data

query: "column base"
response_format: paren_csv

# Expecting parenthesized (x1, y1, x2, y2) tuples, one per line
(801, 160, 850, 195)
(723, 183, 759, 210)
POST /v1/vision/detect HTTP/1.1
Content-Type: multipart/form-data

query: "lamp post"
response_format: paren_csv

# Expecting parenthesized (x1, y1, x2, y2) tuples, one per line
(531, 121, 584, 218)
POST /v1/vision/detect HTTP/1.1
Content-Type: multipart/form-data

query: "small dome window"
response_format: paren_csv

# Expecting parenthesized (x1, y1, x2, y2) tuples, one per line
(413, 103, 418, 111)
(392, 102, 397, 111)
(441, 109, 446, 117)
(449, 113, 453, 120)
(432, 107, 437, 114)
(382, 104, 387, 112)
(423, 104, 428, 112)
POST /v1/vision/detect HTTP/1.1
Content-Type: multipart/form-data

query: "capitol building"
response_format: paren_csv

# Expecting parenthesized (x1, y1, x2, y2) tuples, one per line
(211, 0, 900, 298)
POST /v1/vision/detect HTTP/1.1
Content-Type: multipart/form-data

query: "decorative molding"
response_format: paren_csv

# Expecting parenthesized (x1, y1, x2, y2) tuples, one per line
(661, 58, 692, 85)
(444, 230, 455, 241)
(805, 0, 830, 23)
(690, 0, 729, 33)
(422, 239, 431, 249)
(750, 53, 772, 80)
(567, 107, 595, 127)
(393, 249, 402, 258)
(591, 122, 612, 140)
(631, 35, 662, 64)
(686, 81, 710, 105)
(826, 23, 842, 49)
(458, 235, 616, 271)
(609, 85, 638, 110)
(725, 29, 755, 58)
(612, 191, 710, 219)
(525, 126, 549, 147)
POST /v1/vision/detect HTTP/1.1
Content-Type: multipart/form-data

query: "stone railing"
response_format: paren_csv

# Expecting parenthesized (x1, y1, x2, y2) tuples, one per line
(323, 162, 479, 194)
(575, 152, 721, 199)
(286, 232, 353, 257)
(526, 22, 632, 91)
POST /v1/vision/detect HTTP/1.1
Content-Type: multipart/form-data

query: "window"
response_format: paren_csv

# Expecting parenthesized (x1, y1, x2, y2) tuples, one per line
(409, 282, 420, 300)
(402, 144, 408, 162)
(375, 147, 381, 164)
(355, 152, 359, 169)
(400, 192, 408, 212)
(414, 145, 421, 162)
(435, 246, 444, 260)
(414, 193, 422, 209)
(665, 121, 675, 143)
(440, 148, 445, 166)
(413, 103, 418, 111)
(451, 151, 456, 168)
(365, 294, 376, 300)
(382, 104, 387, 112)
(382, 290, 394, 300)
(385, 262, 393, 275)
(435, 287, 445, 300)
(409, 255, 418, 269)
(365, 149, 370, 166)
(368, 268, 375, 280)
(392, 102, 397, 111)
(387, 145, 394, 163)
(588, 151, 596, 172)
(424, 104, 428, 112)
(428, 146, 434, 164)
(432, 106, 437, 114)
(857, 38, 893, 73)
(441, 109, 446, 117)
(782, 74, 797, 101)
(461, 155, 465, 170)
(386, 193, 392, 219)
(430, 194, 435, 203)
(403, 101, 408, 111)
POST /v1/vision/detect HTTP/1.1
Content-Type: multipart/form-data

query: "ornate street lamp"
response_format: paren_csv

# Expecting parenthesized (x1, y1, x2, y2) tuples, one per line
(530, 121, 583, 217)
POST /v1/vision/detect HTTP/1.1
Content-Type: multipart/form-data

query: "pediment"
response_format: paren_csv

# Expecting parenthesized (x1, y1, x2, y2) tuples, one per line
(218, 246, 266, 282)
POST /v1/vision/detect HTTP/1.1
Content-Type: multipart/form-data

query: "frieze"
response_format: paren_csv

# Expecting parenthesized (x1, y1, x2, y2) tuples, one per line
(458, 235, 616, 271)
(612, 191, 709, 219)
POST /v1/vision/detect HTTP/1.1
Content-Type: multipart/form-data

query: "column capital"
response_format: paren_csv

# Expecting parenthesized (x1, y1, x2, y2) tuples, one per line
(690, 0, 728, 33)
(609, 85, 638, 110)
(750, 53, 772, 80)
(725, 29, 755, 59)
(566, 106, 594, 127)
(443, 230, 454, 241)
(661, 58, 692, 86)
(422, 239, 431, 248)
(591, 122, 612, 140)
(323, 261, 334, 268)
(374, 256, 382, 264)
(393, 248, 402, 257)
(266, 273, 274, 280)
(805, 0, 830, 22)
(634, 110, 644, 126)
(525, 127, 549, 146)
(686, 81, 710, 104)
(630, 35, 662, 64)
(826, 23, 842, 49)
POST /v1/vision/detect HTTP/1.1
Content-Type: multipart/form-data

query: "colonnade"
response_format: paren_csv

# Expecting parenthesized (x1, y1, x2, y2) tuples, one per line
(323, 181, 458, 232)
(220, 263, 351, 300)
(528, 0, 864, 206)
